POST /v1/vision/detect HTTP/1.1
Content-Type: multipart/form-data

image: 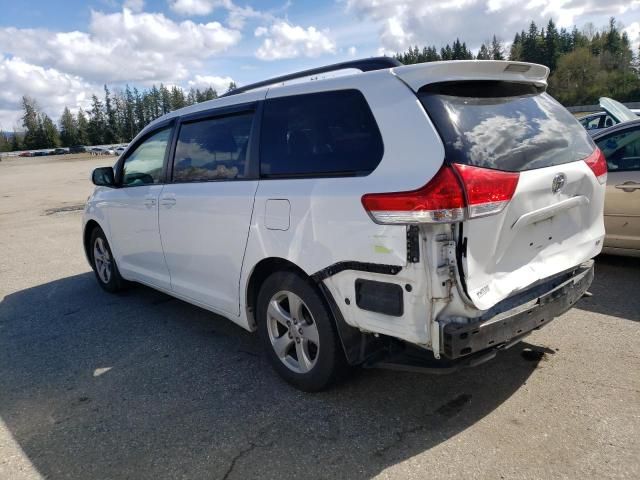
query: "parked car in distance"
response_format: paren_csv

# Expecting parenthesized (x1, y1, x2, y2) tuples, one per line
(69, 145, 87, 153)
(579, 98, 637, 134)
(53, 148, 68, 155)
(592, 118, 640, 257)
(115, 146, 126, 156)
(18, 151, 32, 157)
(83, 58, 606, 391)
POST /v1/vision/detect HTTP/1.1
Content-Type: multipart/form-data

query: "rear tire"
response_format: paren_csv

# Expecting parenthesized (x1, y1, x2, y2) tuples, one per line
(257, 270, 347, 392)
(89, 227, 125, 293)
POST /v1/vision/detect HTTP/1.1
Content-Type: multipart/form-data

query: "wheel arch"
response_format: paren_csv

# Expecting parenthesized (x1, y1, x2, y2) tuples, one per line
(83, 219, 103, 266)
(244, 256, 374, 365)
(245, 257, 309, 329)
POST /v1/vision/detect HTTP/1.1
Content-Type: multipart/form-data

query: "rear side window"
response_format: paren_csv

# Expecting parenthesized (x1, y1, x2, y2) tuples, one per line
(419, 81, 595, 172)
(260, 90, 383, 177)
(173, 112, 253, 182)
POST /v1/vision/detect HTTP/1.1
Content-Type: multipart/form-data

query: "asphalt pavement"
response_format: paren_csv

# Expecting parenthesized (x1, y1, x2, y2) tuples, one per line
(0, 154, 638, 479)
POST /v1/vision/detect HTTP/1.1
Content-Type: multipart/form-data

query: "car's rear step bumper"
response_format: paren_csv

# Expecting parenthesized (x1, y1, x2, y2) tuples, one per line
(442, 261, 594, 360)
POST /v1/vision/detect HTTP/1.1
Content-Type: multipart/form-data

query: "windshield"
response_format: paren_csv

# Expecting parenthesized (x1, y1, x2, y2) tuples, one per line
(599, 97, 637, 123)
(419, 81, 595, 172)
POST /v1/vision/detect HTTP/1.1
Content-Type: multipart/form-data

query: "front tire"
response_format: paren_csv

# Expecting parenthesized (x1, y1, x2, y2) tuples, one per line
(257, 271, 346, 392)
(89, 227, 125, 293)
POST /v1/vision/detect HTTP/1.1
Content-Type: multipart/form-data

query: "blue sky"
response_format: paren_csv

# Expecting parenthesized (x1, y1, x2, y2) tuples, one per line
(0, 0, 638, 128)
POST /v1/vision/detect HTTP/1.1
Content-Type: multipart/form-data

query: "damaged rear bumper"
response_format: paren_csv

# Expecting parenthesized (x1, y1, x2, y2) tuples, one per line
(442, 261, 594, 360)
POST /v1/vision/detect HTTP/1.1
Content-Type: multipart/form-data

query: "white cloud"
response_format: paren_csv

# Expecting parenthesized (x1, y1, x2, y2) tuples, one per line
(169, 0, 227, 16)
(255, 21, 336, 60)
(345, 0, 640, 52)
(0, 8, 241, 84)
(123, 0, 145, 13)
(625, 22, 640, 50)
(187, 74, 236, 94)
(0, 56, 98, 129)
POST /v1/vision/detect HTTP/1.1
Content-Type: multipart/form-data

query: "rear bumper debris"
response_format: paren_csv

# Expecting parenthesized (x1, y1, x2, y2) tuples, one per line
(442, 261, 594, 360)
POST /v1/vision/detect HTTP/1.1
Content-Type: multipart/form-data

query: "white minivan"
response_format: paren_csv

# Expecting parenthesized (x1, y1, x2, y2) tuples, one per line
(84, 58, 606, 391)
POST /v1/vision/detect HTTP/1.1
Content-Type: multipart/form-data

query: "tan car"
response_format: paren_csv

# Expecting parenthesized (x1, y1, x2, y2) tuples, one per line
(593, 118, 640, 256)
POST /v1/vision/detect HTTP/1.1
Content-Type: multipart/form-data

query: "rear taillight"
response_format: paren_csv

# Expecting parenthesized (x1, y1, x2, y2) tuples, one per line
(452, 164, 520, 219)
(361, 166, 465, 224)
(583, 148, 607, 185)
(362, 164, 519, 224)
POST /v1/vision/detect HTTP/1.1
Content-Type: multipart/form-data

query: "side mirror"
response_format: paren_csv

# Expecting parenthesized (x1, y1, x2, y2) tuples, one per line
(92, 167, 116, 187)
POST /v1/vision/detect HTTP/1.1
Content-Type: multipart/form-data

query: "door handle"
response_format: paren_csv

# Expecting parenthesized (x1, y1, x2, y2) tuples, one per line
(160, 196, 177, 207)
(615, 182, 640, 192)
(143, 197, 156, 207)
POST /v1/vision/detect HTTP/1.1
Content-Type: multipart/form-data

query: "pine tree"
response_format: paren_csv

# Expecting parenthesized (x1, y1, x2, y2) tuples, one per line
(477, 44, 491, 60)
(87, 95, 106, 145)
(21, 96, 41, 149)
(123, 85, 136, 141)
(41, 114, 60, 148)
(11, 131, 21, 151)
(76, 110, 89, 145)
(226, 81, 237, 93)
(59, 107, 77, 147)
(133, 87, 146, 132)
(490, 35, 505, 60)
(545, 19, 559, 69)
(103, 85, 118, 144)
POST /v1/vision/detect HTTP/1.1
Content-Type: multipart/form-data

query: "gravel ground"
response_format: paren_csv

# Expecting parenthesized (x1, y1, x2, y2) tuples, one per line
(1, 155, 638, 480)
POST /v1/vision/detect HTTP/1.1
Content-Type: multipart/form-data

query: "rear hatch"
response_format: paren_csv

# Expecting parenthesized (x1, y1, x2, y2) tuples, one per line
(417, 80, 605, 310)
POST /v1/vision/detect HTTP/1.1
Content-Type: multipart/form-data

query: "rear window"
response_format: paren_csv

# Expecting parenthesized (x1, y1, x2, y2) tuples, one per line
(419, 81, 595, 172)
(259, 89, 383, 177)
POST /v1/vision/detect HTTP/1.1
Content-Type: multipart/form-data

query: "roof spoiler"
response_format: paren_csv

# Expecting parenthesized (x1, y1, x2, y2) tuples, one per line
(392, 61, 550, 92)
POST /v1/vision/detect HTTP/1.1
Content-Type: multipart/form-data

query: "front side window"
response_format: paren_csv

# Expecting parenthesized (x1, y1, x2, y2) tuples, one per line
(122, 127, 171, 186)
(259, 90, 383, 177)
(596, 127, 640, 171)
(173, 112, 254, 182)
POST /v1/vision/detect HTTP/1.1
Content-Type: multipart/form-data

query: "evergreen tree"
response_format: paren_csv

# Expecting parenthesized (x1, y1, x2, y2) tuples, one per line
(59, 107, 77, 147)
(41, 114, 60, 148)
(477, 44, 491, 60)
(133, 87, 146, 132)
(87, 95, 106, 145)
(490, 35, 505, 60)
(21, 96, 41, 149)
(103, 85, 118, 144)
(226, 81, 237, 93)
(76, 110, 89, 145)
(10, 131, 21, 151)
(545, 19, 559, 70)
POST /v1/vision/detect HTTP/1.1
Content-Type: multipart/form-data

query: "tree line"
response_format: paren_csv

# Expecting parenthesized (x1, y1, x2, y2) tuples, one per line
(2, 17, 638, 153)
(395, 17, 639, 107)
(0, 81, 236, 152)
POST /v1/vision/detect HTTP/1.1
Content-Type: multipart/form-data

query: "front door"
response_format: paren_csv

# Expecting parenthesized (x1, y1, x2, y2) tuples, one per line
(107, 126, 173, 289)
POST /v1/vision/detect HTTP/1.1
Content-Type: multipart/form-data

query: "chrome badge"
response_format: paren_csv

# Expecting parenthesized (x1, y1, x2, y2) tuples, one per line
(552, 173, 566, 194)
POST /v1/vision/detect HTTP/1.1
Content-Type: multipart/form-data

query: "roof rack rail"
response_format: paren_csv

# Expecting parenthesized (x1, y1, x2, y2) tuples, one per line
(221, 56, 403, 98)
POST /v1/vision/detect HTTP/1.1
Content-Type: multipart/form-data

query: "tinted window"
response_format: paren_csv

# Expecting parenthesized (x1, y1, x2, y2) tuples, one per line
(173, 113, 253, 182)
(260, 90, 383, 177)
(122, 127, 171, 186)
(596, 126, 640, 171)
(419, 82, 595, 172)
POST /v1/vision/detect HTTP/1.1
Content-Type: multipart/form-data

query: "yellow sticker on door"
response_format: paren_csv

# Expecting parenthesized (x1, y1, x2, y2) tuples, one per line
(374, 245, 392, 254)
